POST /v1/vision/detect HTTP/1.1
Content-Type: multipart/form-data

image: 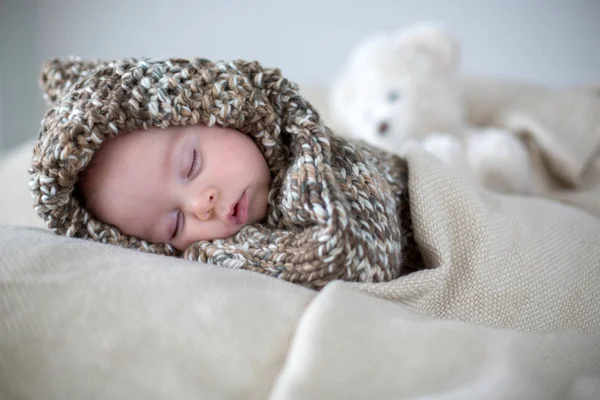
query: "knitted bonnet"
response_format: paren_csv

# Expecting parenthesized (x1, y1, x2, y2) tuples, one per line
(30, 56, 422, 289)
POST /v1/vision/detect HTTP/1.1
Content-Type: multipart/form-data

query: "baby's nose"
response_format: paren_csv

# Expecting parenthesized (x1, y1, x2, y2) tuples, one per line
(192, 188, 219, 221)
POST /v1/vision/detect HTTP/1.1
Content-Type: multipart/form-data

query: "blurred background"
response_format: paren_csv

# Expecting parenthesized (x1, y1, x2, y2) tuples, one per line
(1, 0, 599, 153)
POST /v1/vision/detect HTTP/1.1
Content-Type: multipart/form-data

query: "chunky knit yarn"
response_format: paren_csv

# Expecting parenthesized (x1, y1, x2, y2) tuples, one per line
(29, 56, 422, 289)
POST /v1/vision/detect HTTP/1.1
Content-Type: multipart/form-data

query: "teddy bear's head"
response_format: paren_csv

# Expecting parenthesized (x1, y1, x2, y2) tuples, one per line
(330, 24, 465, 151)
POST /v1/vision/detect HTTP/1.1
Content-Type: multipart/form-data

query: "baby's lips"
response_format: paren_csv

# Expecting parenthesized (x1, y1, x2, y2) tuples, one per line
(234, 190, 249, 226)
(224, 198, 239, 224)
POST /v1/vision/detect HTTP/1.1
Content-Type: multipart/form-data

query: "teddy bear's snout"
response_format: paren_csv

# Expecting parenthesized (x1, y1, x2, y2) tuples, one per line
(377, 121, 390, 136)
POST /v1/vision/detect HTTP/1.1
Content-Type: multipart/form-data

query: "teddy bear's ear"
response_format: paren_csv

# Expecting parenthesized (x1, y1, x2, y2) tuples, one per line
(329, 33, 389, 120)
(392, 24, 461, 71)
(40, 57, 102, 105)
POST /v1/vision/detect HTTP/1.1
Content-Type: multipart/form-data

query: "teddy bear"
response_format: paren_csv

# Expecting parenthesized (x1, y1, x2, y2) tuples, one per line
(329, 23, 537, 195)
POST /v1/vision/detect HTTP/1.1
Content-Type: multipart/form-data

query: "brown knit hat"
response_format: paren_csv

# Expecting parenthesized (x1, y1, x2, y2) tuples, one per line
(30, 56, 420, 289)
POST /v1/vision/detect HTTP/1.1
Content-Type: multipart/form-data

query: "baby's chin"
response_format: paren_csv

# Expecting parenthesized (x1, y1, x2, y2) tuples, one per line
(174, 225, 245, 251)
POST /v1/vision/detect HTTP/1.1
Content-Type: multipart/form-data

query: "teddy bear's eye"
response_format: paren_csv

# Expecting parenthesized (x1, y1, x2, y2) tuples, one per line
(387, 91, 401, 103)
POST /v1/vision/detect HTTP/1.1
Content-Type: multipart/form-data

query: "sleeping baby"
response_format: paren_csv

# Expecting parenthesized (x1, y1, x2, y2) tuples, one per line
(76, 123, 272, 251)
(30, 56, 425, 289)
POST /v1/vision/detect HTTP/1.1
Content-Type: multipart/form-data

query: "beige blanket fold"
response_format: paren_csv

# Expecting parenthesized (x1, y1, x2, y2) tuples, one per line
(270, 283, 600, 400)
(0, 226, 316, 400)
(464, 76, 600, 196)
(349, 147, 600, 334)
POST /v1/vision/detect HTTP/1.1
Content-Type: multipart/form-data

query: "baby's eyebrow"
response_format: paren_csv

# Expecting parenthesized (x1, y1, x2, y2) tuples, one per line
(164, 132, 177, 178)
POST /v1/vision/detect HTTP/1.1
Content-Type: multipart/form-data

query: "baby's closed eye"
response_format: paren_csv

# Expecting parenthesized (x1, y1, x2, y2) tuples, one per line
(181, 146, 201, 180)
(170, 210, 184, 240)
(187, 149, 199, 179)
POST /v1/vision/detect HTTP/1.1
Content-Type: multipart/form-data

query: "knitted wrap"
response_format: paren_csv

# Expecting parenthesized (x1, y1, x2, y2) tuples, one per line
(30, 56, 422, 289)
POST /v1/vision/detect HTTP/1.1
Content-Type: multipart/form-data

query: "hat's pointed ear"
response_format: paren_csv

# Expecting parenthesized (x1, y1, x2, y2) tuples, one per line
(40, 56, 101, 104)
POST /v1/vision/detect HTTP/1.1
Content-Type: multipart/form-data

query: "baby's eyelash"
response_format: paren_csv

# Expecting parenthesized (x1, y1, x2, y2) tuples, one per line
(171, 211, 183, 239)
(188, 149, 198, 179)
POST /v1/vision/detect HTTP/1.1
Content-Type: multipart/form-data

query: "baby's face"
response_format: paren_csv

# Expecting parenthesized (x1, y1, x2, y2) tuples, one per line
(80, 124, 271, 250)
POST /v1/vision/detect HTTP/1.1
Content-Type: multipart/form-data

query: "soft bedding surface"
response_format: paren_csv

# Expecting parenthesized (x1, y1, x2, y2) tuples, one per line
(1, 218, 599, 399)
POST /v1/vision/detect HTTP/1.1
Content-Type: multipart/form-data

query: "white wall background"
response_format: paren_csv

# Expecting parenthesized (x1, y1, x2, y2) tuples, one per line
(1, 0, 599, 152)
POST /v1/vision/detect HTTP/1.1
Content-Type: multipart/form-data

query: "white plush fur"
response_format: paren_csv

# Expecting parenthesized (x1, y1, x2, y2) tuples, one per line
(331, 23, 536, 195)
(418, 129, 535, 194)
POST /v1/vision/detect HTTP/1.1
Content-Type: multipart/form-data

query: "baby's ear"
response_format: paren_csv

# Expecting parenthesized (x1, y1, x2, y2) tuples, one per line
(391, 23, 461, 72)
(40, 56, 101, 105)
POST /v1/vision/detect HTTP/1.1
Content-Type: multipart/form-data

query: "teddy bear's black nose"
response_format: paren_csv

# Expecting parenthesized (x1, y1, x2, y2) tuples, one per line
(378, 121, 390, 136)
